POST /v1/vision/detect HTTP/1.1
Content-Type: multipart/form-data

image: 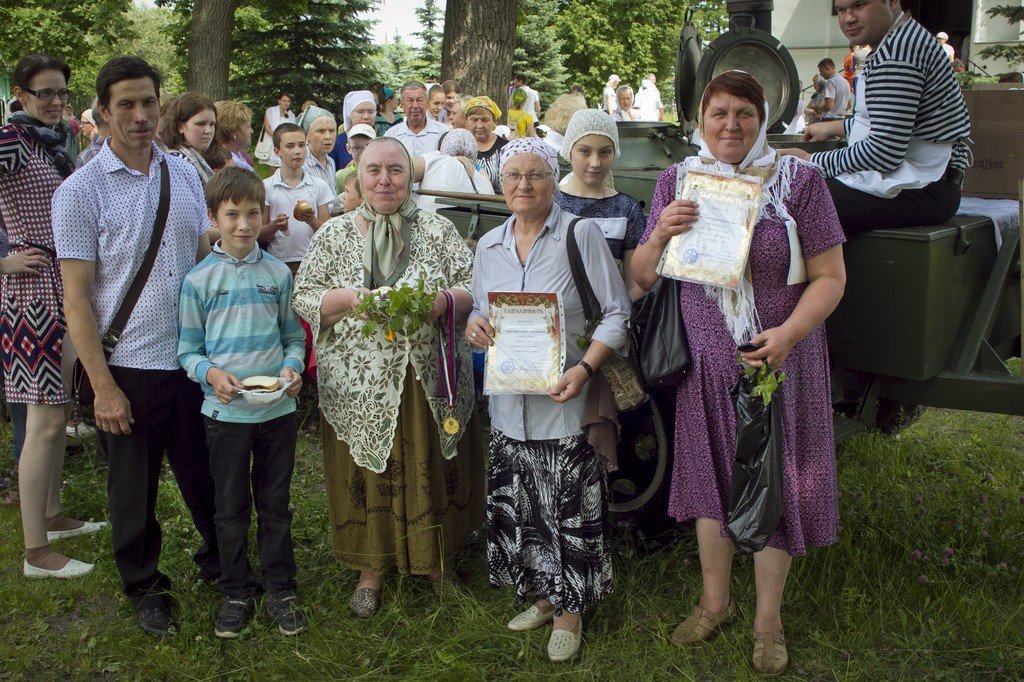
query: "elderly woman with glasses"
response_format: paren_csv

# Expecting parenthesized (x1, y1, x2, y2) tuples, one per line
(292, 137, 484, 619)
(466, 138, 630, 663)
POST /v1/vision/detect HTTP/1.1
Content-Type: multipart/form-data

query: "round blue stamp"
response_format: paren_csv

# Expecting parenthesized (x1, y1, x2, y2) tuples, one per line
(500, 360, 516, 375)
(683, 248, 699, 265)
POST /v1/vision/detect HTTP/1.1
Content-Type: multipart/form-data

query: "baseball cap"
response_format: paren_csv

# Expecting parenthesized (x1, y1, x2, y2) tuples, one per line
(936, 31, 949, 40)
(348, 123, 376, 139)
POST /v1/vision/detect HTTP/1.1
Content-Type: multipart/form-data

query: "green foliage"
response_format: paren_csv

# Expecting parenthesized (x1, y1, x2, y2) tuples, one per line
(355, 279, 440, 341)
(741, 361, 787, 405)
(228, 0, 375, 117)
(367, 36, 420, 90)
(412, 0, 443, 82)
(0, 0, 133, 108)
(979, 5, 1024, 67)
(553, 0, 727, 107)
(513, 0, 568, 112)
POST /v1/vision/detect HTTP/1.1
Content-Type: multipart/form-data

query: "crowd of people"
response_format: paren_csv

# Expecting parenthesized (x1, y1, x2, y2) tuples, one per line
(0, 0, 975, 674)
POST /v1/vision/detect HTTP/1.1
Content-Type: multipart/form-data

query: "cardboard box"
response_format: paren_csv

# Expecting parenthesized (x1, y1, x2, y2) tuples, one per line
(961, 86, 1024, 200)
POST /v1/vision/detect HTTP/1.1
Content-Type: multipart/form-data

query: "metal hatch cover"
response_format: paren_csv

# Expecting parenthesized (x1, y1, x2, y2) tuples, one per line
(675, 8, 703, 131)
(694, 26, 800, 133)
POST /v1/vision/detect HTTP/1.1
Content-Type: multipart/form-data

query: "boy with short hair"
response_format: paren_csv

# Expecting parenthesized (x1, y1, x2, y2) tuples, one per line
(178, 167, 307, 639)
(260, 122, 333, 270)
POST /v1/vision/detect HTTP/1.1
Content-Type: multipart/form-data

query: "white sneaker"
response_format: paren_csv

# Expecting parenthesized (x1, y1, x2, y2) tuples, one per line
(66, 421, 97, 438)
(47, 520, 108, 542)
(23, 558, 94, 579)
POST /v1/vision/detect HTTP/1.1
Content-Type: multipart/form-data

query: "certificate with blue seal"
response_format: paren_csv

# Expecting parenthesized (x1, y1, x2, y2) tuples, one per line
(484, 291, 566, 395)
(658, 168, 762, 290)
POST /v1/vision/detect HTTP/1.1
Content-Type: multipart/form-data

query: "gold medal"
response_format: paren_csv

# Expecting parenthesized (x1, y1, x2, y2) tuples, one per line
(443, 416, 460, 435)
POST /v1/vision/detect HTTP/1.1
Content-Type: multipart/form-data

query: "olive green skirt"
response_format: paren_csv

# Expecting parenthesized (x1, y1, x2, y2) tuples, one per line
(322, 370, 485, 576)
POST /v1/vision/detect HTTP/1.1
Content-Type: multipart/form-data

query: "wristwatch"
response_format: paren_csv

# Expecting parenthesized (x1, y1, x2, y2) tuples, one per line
(576, 359, 595, 380)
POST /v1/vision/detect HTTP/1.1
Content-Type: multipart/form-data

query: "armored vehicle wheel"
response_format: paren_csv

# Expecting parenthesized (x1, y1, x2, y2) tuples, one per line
(608, 398, 671, 518)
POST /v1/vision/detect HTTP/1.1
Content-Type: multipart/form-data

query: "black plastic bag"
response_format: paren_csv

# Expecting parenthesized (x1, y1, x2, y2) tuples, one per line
(726, 369, 784, 554)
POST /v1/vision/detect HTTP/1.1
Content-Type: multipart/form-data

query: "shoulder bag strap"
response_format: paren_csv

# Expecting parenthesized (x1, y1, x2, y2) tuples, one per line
(101, 158, 171, 354)
(565, 217, 601, 326)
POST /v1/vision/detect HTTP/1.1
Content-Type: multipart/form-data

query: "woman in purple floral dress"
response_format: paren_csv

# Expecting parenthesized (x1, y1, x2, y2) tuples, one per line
(631, 72, 847, 676)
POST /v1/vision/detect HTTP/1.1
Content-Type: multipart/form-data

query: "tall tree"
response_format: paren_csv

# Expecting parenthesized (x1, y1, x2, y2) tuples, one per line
(554, 0, 726, 107)
(230, 0, 375, 117)
(413, 0, 443, 82)
(513, 0, 567, 111)
(186, 0, 238, 100)
(441, 0, 518, 116)
(0, 0, 133, 106)
(368, 36, 420, 88)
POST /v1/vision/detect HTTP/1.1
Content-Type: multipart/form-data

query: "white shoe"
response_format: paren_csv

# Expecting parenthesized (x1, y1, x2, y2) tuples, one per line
(507, 604, 555, 631)
(66, 421, 97, 438)
(47, 520, 108, 542)
(23, 558, 94, 579)
(547, 617, 583, 663)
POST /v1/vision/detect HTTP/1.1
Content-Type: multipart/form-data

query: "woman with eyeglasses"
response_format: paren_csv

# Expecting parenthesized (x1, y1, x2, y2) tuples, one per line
(1, 54, 105, 580)
(466, 138, 630, 663)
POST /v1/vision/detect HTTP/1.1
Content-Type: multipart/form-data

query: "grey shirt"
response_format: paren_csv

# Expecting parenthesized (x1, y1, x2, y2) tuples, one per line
(470, 203, 630, 442)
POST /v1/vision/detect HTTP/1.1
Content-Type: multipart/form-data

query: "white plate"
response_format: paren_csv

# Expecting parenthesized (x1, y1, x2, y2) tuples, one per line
(237, 377, 296, 405)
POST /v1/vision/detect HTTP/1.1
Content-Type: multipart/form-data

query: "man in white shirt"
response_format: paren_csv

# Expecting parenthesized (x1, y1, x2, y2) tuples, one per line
(512, 73, 541, 120)
(814, 58, 852, 120)
(383, 81, 448, 157)
(603, 74, 620, 115)
(936, 32, 955, 62)
(634, 74, 665, 121)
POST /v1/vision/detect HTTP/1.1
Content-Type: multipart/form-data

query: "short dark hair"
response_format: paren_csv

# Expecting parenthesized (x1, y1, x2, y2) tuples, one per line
(13, 54, 71, 90)
(428, 84, 443, 97)
(701, 71, 765, 126)
(202, 143, 233, 172)
(400, 81, 427, 97)
(96, 56, 161, 108)
(272, 121, 304, 149)
(205, 166, 265, 213)
(441, 79, 459, 94)
(514, 73, 528, 83)
(818, 58, 836, 69)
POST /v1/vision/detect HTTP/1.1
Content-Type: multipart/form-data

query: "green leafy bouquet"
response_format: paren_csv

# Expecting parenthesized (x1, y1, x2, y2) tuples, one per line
(356, 278, 440, 342)
(740, 362, 787, 405)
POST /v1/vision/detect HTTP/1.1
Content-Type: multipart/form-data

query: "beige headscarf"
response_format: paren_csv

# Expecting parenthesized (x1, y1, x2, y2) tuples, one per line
(356, 137, 420, 286)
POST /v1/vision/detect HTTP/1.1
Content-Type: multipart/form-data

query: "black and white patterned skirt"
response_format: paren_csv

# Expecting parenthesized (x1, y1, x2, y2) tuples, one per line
(487, 429, 613, 614)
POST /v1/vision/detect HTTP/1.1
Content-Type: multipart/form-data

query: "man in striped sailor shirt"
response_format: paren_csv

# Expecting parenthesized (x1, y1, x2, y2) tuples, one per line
(781, 0, 971, 236)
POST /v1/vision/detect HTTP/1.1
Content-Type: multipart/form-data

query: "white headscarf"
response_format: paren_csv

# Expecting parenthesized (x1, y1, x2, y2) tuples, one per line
(681, 75, 806, 345)
(343, 90, 376, 132)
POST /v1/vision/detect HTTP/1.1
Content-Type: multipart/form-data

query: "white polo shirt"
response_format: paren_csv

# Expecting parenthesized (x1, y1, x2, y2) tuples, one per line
(263, 169, 334, 264)
(383, 118, 448, 158)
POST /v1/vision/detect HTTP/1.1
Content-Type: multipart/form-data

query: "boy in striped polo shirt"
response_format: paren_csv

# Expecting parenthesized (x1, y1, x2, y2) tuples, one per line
(178, 168, 307, 639)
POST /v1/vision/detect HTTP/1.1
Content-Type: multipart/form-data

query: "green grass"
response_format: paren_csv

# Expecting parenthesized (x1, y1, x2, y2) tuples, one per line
(0, 406, 1021, 680)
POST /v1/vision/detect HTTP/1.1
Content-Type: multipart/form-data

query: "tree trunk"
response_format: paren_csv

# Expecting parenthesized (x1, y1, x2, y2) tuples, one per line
(185, 0, 238, 100)
(441, 0, 519, 123)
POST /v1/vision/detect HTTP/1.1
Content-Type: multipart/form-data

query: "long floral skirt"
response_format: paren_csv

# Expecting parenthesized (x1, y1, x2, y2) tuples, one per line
(322, 372, 485, 576)
(487, 429, 613, 614)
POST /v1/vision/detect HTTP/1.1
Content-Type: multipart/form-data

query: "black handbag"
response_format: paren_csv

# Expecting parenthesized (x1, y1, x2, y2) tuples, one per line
(72, 159, 171, 406)
(630, 275, 690, 389)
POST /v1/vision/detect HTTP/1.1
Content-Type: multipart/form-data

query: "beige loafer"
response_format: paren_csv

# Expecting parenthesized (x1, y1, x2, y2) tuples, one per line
(507, 604, 555, 631)
(752, 631, 788, 676)
(47, 520, 108, 542)
(670, 599, 737, 646)
(23, 558, 94, 579)
(547, 617, 582, 663)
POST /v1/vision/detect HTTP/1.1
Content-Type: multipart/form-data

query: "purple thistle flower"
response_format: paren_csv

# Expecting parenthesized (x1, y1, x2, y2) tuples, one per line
(998, 562, 1008, 570)
(914, 496, 924, 506)
(911, 550, 922, 560)
(918, 575, 927, 584)
(984, 472, 993, 481)
(979, 494, 988, 504)
(943, 547, 954, 558)
(922, 555, 931, 563)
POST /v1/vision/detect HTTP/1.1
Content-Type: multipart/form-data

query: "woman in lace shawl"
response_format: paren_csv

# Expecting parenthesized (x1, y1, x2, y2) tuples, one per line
(292, 137, 484, 619)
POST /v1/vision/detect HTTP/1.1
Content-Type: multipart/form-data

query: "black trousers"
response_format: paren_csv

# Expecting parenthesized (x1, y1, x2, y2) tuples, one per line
(204, 412, 298, 598)
(100, 367, 220, 611)
(826, 177, 962, 236)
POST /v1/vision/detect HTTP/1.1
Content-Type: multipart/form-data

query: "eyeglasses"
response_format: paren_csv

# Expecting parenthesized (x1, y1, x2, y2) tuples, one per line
(23, 87, 71, 103)
(501, 171, 553, 185)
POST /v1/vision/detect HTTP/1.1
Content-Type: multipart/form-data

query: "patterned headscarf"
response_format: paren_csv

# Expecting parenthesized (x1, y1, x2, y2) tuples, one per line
(343, 90, 376, 131)
(498, 137, 560, 179)
(438, 128, 477, 160)
(297, 105, 334, 133)
(356, 138, 420, 284)
(464, 96, 501, 121)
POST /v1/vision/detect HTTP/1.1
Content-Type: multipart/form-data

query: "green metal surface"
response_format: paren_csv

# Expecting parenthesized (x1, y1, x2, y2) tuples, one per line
(826, 216, 1012, 382)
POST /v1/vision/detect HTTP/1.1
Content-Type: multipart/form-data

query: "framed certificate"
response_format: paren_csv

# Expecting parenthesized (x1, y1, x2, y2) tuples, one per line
(658, 168, 763, 290)
(484, 292, 566, 395)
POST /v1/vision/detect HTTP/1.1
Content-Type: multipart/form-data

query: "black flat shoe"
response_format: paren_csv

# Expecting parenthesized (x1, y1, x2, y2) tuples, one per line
(136, 605, 172, 637)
